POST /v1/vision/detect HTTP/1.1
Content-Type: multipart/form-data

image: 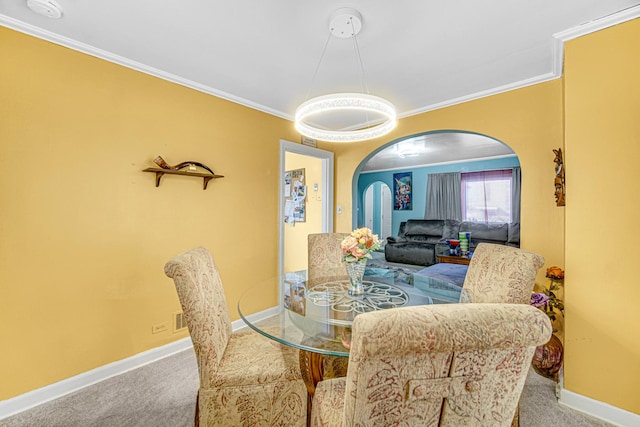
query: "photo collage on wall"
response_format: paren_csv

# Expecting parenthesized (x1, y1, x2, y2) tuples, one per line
(284, 168, 306, 225)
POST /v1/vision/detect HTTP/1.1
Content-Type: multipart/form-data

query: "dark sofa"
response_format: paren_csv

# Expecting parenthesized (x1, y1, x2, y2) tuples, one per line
(384, 219, 520, 266)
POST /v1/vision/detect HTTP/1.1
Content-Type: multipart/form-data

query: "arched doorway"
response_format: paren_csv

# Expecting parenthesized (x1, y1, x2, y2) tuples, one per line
(354, 130, 520, 237)
(364, 181, 392, 241)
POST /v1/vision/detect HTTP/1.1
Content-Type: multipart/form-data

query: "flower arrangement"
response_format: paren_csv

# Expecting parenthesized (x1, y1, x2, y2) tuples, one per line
(341, 227, 381, 263)
(530, 266, 565, 324)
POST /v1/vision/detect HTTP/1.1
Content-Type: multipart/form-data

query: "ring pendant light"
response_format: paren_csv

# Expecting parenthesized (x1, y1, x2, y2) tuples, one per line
(295, 8, 397, 143)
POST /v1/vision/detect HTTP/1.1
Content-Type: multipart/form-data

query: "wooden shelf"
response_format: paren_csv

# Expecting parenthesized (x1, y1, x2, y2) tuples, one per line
(143, 168, 224, 190)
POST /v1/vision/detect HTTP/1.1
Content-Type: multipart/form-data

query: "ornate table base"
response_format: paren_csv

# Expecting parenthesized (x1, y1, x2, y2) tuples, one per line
(299, 350, 349, 425)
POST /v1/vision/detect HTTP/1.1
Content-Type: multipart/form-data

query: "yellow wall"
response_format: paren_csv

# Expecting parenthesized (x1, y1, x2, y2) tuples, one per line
(284, 153, 323, 272)
(0, 27, 299, 399)
(563, 18, 640, 413)
(314, 18, 639, 415)
(2, 17, 639, 417)
(323, 80, 566, 273)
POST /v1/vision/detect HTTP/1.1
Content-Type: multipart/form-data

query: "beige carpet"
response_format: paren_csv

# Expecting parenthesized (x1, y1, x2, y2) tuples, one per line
(3, 344, 614, 427)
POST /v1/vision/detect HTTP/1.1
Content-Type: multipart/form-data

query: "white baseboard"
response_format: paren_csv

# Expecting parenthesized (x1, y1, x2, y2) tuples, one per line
(559, 388, 640, 427)
(0, 306, 278, 420)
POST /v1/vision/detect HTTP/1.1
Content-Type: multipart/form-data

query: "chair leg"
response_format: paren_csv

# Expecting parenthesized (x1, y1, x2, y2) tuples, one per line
(511, 403, 519, 427)
(194, 390, 200, 427)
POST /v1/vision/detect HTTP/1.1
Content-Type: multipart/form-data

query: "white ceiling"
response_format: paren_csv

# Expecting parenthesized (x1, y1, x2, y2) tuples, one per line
(361, 132, 516, 172)
(2, 1, 639, 122)
(1, 1, 639, 169)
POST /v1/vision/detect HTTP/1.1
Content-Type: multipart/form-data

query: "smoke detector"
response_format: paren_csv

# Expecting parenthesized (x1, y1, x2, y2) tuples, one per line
(27, 0, 63, 19)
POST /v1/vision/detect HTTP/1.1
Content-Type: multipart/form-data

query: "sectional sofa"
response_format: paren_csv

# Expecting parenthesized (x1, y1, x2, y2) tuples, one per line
(384, 219, 520, 266)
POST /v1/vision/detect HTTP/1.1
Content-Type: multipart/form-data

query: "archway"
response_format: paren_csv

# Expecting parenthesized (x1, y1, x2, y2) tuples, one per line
(363, 181, 392, 241)
(353, 130, 520, 237)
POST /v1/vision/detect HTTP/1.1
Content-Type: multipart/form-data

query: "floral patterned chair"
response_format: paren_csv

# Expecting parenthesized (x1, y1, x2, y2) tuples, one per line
(460, 243, 545, 304)
(459, 243, 545, 426)
(307, 233, 349, 286)
(310, 303, 552, 426)
(306, 233, 352, 380)
(164, 247, 307, 427)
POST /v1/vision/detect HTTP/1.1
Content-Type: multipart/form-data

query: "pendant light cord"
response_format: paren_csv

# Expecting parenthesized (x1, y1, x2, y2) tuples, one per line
(350, 17, 371, 128)
(351, 23, 369, 95)
(304, 30, 333, 102)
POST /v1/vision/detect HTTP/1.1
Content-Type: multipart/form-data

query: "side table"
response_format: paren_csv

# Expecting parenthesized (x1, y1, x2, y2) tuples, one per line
(437, 254, 472, 265)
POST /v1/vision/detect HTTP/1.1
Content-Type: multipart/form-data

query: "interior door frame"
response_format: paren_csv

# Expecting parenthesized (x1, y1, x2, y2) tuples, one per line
(278, 140, 334, 303)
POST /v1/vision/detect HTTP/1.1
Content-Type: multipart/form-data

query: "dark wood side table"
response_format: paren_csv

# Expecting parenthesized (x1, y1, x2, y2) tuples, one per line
(437, 254, 472, 265)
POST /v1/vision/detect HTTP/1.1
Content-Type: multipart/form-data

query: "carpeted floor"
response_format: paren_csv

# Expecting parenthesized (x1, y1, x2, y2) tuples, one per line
(3, 343, 615, 427)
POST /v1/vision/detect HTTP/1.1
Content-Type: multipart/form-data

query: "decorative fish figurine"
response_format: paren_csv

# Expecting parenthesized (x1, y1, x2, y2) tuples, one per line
(153, 155, 215, 175)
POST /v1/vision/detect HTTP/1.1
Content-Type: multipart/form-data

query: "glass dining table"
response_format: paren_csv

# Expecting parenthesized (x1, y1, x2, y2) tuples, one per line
(237, 266, 464, 409)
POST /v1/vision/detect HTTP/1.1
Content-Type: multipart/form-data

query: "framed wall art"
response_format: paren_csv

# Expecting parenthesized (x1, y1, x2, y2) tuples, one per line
(393, 172, 412, 210)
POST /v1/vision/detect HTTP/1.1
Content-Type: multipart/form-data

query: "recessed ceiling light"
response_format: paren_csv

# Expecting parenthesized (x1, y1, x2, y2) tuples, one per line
(398, 150, 420, 159)
(27, 0, 63, 19)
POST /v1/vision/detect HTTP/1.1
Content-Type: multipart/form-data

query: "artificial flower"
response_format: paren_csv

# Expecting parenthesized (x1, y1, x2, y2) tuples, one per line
(530, 292, 550, 308)
(341, 227, 381, 263)
(531, 266, 565, 328)
(545, 266, 564, 280)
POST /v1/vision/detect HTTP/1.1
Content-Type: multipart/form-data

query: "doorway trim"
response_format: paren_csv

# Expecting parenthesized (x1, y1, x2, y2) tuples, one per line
(279, 140, 334, 302)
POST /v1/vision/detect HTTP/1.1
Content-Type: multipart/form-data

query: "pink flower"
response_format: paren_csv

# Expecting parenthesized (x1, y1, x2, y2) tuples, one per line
(350, 246, 367, 259)
(341, 227, 381, 263)
(341, 236, 358, 255)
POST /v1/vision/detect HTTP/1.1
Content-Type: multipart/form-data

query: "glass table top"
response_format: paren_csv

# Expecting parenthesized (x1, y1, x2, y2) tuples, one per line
(238, 267, 463, 357)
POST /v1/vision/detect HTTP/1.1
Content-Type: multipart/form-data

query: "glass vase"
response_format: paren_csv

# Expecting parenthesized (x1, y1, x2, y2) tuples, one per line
(345, 259, 367, 296)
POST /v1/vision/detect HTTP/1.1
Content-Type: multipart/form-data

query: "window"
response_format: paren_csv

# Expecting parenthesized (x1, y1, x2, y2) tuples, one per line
(461, 170, 512, 223)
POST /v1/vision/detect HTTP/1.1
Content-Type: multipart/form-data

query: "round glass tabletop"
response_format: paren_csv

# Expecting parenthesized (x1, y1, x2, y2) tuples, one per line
(238, 275, 462, 357)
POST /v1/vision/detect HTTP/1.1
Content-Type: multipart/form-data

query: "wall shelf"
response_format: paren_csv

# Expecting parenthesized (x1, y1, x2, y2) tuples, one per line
(143, 168, 224, 190)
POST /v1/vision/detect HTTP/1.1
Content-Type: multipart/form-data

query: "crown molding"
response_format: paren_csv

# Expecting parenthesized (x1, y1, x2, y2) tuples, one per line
(402, 6, 640, 118)
(0, 14, 290, 121)
(398, 72, 558, 119)
(2, 6, 639, 123)
(553, 4, 640, 42)
(551, 5, 640, 77)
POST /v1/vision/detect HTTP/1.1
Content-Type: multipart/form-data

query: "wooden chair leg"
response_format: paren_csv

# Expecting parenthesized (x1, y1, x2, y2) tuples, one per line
(511, 403, 520, 427)
(194, 390, 200, 427)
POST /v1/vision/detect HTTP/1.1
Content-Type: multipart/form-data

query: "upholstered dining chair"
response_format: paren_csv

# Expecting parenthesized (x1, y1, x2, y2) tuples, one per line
(460, 243, 545, 304)
(307, 232, 349, 287)
(164, 247, 307, 427)
(310, 303, 552, 426)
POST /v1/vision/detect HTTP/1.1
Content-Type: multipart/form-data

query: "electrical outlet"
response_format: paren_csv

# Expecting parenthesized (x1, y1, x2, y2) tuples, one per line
(152, 322, 169, 334)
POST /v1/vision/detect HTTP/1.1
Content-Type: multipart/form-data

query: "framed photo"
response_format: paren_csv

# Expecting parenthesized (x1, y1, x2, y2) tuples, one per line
(393, 172, 412, 210)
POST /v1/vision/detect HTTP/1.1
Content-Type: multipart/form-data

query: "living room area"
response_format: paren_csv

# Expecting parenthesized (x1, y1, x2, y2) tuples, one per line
(355, 131, 521, 292)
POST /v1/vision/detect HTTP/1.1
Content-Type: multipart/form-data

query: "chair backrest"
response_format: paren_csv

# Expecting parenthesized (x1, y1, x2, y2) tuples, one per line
(164, 247, 232, 385)
(308, 233, 349, 286)
(343, 303, 552, 426)
(461, 243, 545, 304)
